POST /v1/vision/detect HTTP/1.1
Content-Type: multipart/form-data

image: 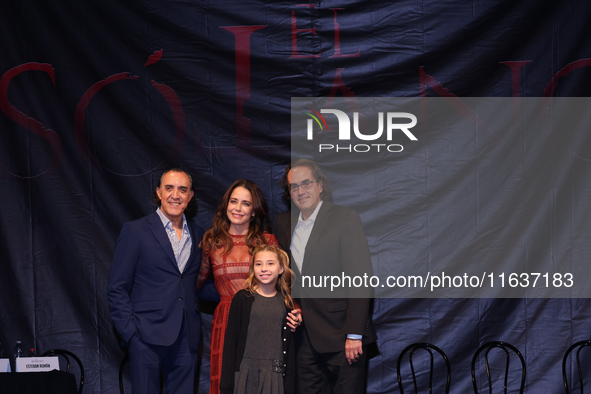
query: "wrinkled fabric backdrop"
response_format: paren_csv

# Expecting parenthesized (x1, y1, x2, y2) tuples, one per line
(1, 0, 590, 393)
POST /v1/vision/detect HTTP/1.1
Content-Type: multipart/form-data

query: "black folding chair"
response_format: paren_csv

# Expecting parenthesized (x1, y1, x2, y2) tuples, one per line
(41, 349, 85, 394)
(563, 340, 591, 393)
(397, 342, 451, 393)
(471, 341, 525, 394)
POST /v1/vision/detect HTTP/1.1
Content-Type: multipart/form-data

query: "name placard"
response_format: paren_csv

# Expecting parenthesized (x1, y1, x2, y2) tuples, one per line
(15, 357, 59, 372)
(0, 359, 10, 373)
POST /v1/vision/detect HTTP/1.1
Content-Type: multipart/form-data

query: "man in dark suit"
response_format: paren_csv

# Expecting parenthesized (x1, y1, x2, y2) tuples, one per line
(273, 159, 376, 394)
(108, 168, 204, 394)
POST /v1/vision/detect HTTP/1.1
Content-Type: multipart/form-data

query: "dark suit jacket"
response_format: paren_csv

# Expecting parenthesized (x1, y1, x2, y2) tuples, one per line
(107, 211, 204, 349)
(273, 201, 376, 354)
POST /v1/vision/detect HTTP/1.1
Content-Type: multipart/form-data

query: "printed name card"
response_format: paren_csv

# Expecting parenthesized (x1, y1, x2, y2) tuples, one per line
(15, 357, 59, 372)
(0, 359, 10, 372)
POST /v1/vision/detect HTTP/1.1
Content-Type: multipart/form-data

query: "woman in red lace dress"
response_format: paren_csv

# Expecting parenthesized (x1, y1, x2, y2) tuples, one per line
(198, 180, 289, 394)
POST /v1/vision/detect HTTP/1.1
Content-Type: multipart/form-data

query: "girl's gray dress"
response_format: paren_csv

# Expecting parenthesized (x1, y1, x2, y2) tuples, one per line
(234, 292, 286, 394)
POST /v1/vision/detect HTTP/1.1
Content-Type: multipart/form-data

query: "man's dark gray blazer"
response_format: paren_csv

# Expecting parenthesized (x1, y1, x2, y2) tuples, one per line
(273, 201, 376, 354)
(107, 211, 203, 350)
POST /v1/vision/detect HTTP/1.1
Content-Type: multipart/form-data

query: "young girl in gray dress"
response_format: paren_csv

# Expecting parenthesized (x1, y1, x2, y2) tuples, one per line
(220, 244, 301, 394)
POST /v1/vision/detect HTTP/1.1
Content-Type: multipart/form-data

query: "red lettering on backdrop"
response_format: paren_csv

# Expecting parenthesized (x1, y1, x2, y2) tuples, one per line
(499, 61, 531, 97)
(289, 5, 321, 59)
(329, 9, 360, 58)
(0, 63, 63, 174)
(542, 58, 591, 97)
(328, 68, 356, 98)
(419, 66, 455, 98)
(325, 68, 362, 119)
(537, 58, 591, 134)
(221, 25, 267, 146)
(75, 50, 184, 170)
(499, 61, 531, 119)
(419, 66, 503, 145)
(145, 49, 164, 66)
(150, 80, 185, 164)
(75, 73, 138, 164)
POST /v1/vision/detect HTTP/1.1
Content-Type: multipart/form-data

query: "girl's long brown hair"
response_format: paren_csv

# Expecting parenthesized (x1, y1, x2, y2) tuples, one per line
(244, 244, 295, 309)
(200, 179, 270, 255)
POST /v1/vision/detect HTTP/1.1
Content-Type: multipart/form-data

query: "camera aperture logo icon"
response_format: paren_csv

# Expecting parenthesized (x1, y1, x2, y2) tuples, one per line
(303, 108, 329, 138)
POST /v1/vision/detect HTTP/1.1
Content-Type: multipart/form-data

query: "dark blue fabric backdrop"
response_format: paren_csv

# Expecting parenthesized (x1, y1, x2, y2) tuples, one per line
(1, 0, 590, 392)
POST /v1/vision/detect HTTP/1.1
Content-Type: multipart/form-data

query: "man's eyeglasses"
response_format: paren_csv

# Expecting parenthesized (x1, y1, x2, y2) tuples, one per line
(289, 179, 319, 193)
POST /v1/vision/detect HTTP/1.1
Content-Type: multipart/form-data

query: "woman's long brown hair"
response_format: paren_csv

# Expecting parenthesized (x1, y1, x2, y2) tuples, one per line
(200, 179, 270, 255)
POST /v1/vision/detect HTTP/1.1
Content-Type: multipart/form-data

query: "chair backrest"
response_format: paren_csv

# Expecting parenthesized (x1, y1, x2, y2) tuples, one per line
(471, 341, 525, 394)
(397, 342, 451, 393)
(40, 349, 85, 394)
(562, 340, 591, 394)
(119, 355, 130, 394)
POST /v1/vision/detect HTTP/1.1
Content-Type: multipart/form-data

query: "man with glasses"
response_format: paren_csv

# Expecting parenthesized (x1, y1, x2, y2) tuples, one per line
(273, 159, 376, 394)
